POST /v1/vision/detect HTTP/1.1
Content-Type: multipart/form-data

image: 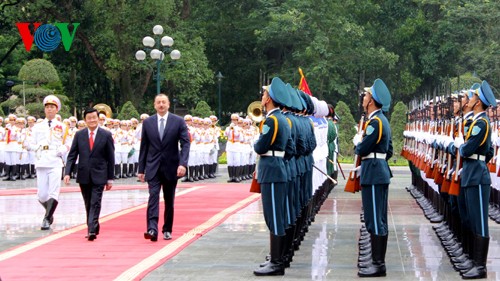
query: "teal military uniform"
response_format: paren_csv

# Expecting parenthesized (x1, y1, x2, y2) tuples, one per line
(254, 78, 292, 237)
(356, 78, 392, 278)
(459, 112, 493, 237)
(253, 77, 293, 277)
(454, 80, 496, 279)
(355, 109, 393, 236)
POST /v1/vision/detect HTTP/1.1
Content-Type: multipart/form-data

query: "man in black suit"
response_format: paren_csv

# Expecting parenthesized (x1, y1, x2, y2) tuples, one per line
(138, 93, 190, 242)
(64, 108, 115, 241)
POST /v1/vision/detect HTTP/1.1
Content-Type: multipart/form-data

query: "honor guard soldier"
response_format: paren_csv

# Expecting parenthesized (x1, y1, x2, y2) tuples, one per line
(327, 105, 339, 180)
(451, 81, 495, 279)
(26, 95, 71, 230)
(224, 113, 242, 182)
(3, 114, 18, 181)
(0, 116, 6, 177)
(352, 79, 392, 277)
(98, 114, 107, 127)
(26, 116, 37, 178)
(209, 115, 221, 177)
(182, 115, 195, 182)
(16, 117, 28, 180)
(253, 77, 292, 276)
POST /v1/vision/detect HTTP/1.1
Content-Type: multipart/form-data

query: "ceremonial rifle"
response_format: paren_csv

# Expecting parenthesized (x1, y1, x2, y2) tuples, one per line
(433, 97, 445, 185)
(344, 91, 365, 193)
(448, 94, 463, 196)
(441, 94, 454, 193)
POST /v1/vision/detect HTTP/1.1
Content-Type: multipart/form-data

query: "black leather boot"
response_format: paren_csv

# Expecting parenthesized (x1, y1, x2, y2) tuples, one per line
(12, 164, 20, 180)
(358, 234, 387, 277)
(462, 235, 489, 279)
(227, 166, 234, 182)
(254, 234, 285, 276)
(41, 198, 58, 230)
(188, 166, 194, 182)
(3, 165, 13, 181)
(27, 164, 35, 178)
(128, 164, 134, 177)
(234, 166, 242, 183)
(209, 163, 216, 178)
(121, 164, 128, 178)
(133, 163, 139, 176)
(194, 165, 201, 181)
(20, 164, 29, 180)
(0, 162, 5, 177)
(182, 166, 191, 182)
(114, 165, 120, 179)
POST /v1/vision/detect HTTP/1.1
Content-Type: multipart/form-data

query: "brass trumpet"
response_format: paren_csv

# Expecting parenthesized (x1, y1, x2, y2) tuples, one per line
(247, 101, 263, 123)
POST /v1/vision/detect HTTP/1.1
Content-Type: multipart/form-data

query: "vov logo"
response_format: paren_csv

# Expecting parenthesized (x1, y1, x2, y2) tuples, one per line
(16, 22, 80, 52)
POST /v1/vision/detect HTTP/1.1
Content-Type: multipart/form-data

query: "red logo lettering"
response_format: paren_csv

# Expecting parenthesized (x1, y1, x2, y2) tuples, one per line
(16, 22, 42, 51)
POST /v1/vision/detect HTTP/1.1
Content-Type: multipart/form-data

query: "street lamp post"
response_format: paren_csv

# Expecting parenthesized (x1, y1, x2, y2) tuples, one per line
(135, 25, 181, 95)
(216, 71, 224, 120)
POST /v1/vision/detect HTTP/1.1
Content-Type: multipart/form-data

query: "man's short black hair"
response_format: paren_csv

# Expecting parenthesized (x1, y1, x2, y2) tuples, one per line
(83, 107, 98, 119)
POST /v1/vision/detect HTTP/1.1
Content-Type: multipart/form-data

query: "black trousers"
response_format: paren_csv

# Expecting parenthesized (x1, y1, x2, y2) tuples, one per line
(146, 170, 178, 234)
(80, 182, 105, 234)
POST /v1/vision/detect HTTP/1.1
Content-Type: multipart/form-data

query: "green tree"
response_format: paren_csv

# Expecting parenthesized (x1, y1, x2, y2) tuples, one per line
(389, 101, 408, 156)
(1, 59, 69, 118)
(335, 101, 357, 157)
(18, 59, 60, 85)
(190, 100, 214, 118)
(117, 101, 139, 120)
(450, 73, 482, 92)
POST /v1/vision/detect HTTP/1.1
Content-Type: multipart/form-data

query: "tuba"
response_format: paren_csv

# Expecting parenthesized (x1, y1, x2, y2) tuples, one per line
(247, 101, 264, 123)
(93, 103, 113, 118)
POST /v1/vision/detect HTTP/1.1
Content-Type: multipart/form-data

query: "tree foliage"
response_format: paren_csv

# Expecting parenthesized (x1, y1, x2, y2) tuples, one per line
(0, 0, 498, 125)
(389, 101, 408, 156)
(117, 101, 139, 120)
(190, 100, 214, 118)
(18, 59, 60, 85)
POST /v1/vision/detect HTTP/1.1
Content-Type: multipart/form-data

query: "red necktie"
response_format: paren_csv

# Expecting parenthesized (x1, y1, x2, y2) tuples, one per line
(89, 131, 94, 150)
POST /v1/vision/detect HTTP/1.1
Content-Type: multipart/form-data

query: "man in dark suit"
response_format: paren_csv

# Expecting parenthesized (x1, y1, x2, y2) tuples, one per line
(138, 93, 190, 242)
(64, 108, 115, 241)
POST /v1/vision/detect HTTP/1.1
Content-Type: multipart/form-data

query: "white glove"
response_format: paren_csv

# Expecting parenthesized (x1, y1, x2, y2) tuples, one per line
(454, 135, 464, 148)
(446, 168, 454, 179)
(353, 134, 362, 146)
(351, 166, 361, 177)
(56, 146, 67, 157)
(443, 136, 453, 148)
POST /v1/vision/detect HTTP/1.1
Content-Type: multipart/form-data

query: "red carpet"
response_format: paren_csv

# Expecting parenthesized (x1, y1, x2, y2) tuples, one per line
(0, 183, 260, 280)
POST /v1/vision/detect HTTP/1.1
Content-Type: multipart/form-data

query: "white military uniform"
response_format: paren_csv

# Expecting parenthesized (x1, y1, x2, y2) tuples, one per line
(28, 118, 70, 202)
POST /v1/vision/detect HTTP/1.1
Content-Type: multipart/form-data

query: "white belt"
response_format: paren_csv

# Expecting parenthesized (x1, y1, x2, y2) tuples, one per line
(468, 154, 485, 161)
(261, 150, 285, 157)
(361, 152, 387, 160)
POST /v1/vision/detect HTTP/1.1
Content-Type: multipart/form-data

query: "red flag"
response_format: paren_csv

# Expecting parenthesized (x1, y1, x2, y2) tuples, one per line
(298, 67, 312, 96)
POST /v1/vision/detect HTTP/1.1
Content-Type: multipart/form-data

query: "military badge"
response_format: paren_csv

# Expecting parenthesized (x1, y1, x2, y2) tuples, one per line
(366, 125, 375, 136)
(471, 126, 481, 136)
(262, 124, 270, 135)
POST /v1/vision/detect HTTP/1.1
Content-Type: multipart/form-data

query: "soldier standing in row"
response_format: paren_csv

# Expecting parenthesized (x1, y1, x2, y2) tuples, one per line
(451, 81, 495, 279)
(253, 77, 291, 276)
(353, 79, 392, 277)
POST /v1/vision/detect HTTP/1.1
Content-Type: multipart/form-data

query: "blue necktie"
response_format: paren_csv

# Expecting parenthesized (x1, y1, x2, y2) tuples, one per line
(159, 118, 165, 140)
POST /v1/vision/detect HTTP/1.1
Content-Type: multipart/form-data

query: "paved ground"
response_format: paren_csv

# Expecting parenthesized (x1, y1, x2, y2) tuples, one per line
(2, 165, 500, 280)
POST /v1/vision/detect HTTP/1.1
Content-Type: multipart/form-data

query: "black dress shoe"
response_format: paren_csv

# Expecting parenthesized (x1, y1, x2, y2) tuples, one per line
(163, 232, 172, 240)
(144, 230, 158, 242)
(88, 233, 97, 241)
